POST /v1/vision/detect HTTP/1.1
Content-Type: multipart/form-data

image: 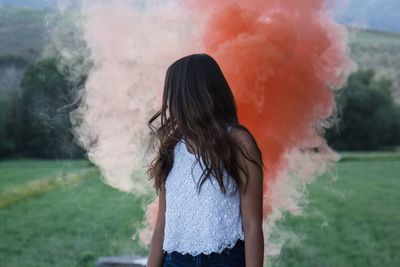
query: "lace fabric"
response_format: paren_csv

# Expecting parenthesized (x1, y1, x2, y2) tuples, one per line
(162, 124, 245, 256)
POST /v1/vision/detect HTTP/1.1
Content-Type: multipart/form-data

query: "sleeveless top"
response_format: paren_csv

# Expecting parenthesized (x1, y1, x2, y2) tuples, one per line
(162, 124, 245, 256)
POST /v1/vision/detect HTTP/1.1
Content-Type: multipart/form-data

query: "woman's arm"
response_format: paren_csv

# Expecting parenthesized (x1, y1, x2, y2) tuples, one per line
(232, 129, 264, 267)
(146, 186, 166, 267)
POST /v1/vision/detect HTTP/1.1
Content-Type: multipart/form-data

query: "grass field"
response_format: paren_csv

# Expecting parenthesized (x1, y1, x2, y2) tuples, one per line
(0, 153, 399, 267)
(0, 160, 152, 267)
(273, 151, 400, 267)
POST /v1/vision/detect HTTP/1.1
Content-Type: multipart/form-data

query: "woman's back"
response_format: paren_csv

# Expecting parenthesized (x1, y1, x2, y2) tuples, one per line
(146, 54, 264, 267)
(162, 124, 245, 256)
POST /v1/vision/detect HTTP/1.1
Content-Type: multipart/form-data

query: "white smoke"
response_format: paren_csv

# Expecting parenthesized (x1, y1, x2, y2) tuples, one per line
(47, 0, 202, 194)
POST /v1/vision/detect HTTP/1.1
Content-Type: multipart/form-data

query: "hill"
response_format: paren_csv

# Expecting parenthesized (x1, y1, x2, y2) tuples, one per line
(349, 28, 400, 100)
(0, 7, 49, 63)
(0, 0, 56, 10)
(332, 0, 400, 33)
(0, 6, 399, 100)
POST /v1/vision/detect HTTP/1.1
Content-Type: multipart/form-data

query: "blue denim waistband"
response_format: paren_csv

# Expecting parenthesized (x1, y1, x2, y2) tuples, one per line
(165, 238, 244, 258)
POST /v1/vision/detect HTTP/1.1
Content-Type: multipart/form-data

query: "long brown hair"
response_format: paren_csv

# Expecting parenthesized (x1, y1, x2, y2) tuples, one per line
(146, 54, 264, 195)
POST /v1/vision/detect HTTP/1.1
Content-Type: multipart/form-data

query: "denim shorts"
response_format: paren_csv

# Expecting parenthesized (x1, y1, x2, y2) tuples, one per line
(162, 239, 245, 267)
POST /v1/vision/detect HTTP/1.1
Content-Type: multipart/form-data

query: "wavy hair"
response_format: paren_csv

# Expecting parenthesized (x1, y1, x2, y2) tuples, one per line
(146, 53, 263, 195)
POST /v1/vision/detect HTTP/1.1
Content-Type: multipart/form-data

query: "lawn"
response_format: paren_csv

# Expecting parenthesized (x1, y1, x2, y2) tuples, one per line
(0, 160, 152, 267)
(0, 153, 399, 267)
(272, 151, 400, 267)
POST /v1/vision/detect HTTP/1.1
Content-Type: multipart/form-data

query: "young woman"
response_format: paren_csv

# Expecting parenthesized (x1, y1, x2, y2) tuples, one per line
(146, 54, 265, 267)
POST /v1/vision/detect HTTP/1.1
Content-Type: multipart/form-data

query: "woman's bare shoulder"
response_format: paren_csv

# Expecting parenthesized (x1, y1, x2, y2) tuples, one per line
(229, 126, 254, 144)
(229, 126, 261, 163)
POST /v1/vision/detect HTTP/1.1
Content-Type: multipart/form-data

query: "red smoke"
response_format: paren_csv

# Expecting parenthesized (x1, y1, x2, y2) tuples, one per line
(182, 0, 353, 216)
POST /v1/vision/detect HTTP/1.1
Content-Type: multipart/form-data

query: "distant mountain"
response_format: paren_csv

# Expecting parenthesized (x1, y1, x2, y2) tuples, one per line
(0, 0, 57, 9)
(331, 0, 400, 33)
(0, 7, 49, 62)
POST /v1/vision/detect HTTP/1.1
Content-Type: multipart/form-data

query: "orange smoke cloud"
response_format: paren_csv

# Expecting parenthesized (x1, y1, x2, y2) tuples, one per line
(182, 0, 355, 216)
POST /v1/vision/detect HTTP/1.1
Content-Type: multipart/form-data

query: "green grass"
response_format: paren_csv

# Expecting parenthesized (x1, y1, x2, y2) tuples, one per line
(0, 153, 399, 267)
(339, 150, 400, 161)
(0, 160, 152, 267)
(351, 29, 400, 46)
(271, 152, 400, 267)
(0, 160, 90, 188)
(0, 160, 94, 209)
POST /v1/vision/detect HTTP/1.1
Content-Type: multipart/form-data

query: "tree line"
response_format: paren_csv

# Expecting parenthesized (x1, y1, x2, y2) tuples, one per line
(0, 57, 399, 159)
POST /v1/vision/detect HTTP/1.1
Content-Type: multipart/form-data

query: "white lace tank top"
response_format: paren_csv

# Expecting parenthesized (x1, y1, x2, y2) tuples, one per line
(162, 125, 245, 256)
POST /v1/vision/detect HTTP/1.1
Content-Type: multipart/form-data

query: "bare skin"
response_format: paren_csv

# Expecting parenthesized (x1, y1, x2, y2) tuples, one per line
(146, 128, 264, 267)
(146, 185, 166, 267)
(231, 128, 265, 267)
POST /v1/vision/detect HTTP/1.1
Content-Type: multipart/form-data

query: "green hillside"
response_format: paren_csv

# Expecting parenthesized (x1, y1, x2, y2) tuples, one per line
(0, 6, 399, 100)
(349, 28, 400, 101)
(0, 7, 49, 63)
